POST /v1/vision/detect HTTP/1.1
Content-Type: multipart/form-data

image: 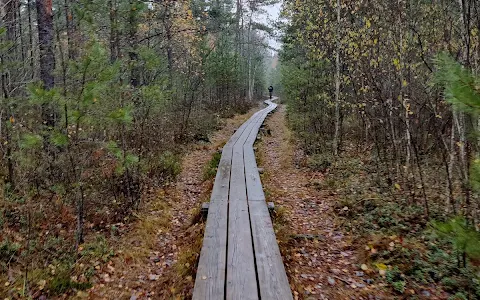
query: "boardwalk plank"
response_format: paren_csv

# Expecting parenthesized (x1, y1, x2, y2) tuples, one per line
(193, 113, 260, 300)
(244, 101, 292, 299)
(249, 201, 293, 300)
(194, 98, 292, 300)
(244, 101, 277, 202)
(226, 111, 263, 300)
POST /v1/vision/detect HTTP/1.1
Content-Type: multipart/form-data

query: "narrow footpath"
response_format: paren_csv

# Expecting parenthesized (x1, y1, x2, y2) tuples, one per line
(87, 109, 257, 299)
(259, 105, 381, 300)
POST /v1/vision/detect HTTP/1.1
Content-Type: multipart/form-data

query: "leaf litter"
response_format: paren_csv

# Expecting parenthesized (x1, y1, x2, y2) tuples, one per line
(258, 105, 394, 300)
(85, 108, 258, 299)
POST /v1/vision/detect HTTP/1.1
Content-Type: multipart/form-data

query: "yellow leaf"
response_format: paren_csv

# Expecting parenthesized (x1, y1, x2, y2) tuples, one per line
(9, 116, 14, 124)
(375, 263, 388, 270)
(394, 183, 401, 190)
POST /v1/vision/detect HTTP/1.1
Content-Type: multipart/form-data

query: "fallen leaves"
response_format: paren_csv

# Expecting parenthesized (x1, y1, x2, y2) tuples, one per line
(258, 106, 398, 299)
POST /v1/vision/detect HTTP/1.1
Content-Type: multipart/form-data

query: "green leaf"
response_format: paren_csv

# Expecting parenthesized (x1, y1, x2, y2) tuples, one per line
(115, 165, 126, 176)
(108, 106, 133, 125)
(106, 141, 122, 159)
(125, 153, 139, 168)
(50, 132, 69, 147)
(27, 83, 58, 105)
(432, 217, 480, 259)
(19, 134, 43, 150)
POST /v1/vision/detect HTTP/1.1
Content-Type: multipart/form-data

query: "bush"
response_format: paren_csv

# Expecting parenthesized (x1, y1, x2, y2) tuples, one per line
(307, 153, 332, 172)
(203, 152, 222, 180)
(48, 269, 92, 295)
(80, 235, 113, 263)
(0, 239, 21, 263)
(386, 267, 406, 293)
(158, 151, 182, 181)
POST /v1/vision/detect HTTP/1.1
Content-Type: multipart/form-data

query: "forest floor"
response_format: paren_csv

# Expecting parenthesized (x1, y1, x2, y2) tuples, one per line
(58, 103, 457, 300)
(258, 105, 395, 300)
(84, 104, 398, 300)
(259, 105, 473, 300)
(83, 107, 260, 299)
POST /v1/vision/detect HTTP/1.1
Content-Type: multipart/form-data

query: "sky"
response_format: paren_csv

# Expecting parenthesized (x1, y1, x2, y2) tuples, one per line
(257, 2, 283, 53)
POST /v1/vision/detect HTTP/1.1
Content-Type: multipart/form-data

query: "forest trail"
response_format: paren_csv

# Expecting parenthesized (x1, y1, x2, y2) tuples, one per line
(85, 108, 260, 299)
(193, 98, 292, 300)
(3, 0, 479, 298)
(259, 105, 391, 299)
(85, 103, 394, 300)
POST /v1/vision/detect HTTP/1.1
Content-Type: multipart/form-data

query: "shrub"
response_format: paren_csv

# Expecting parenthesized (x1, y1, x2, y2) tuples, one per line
(0, 239, 21, 263)
(158, 151, 182, 181)
(203, 152, 222, 180)
(307, 153, 332, 172)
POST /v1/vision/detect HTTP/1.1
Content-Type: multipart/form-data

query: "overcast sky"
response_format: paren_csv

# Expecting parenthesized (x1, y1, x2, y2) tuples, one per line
(256, 2, 282, 53)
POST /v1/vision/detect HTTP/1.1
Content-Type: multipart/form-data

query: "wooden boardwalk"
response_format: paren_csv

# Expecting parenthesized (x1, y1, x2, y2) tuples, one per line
(193, 98, 293, 300)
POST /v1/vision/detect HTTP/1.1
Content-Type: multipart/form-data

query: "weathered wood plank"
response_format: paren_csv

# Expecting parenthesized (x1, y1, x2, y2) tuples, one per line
(226, 111, 264, 300)
(249, 200, 293, 300)
(244, 102, 277, 202)
(244, 100, 293, 299)
(193, 112, 261, 300)
(243, 147, 264, 202)
(194, 99, 292, 300)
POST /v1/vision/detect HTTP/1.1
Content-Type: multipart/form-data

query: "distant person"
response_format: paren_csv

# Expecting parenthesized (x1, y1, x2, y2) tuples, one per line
(268, 86, 274, 99)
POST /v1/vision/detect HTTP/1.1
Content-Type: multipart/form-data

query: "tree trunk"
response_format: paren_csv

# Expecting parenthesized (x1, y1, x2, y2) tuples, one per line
(65, 0, 78, 60)
(333, 0, 341, 156)
(27, 0, 34, 79)
(129, 0, 140, 88)
(36, 0, 56, 126)
(162, 0, 174, 78)
(109, 0, 118, 62)
(1, 0, 18, 190)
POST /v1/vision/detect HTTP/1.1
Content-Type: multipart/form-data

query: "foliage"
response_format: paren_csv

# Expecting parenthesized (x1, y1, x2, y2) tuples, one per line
(433, 53, 480, 114)
(0, 239, 21, 263)
(280, 0, 480, 296)
(157, 151, 182, 181)
(432, 217, 480, 263)
(203, 152, 222, 180)
(0, 0, 276, 296)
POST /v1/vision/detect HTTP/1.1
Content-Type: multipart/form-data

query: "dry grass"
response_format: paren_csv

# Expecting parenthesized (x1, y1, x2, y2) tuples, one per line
(85, 106, 258, 299)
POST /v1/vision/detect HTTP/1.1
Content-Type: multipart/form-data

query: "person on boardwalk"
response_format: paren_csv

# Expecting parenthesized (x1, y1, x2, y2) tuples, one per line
(268, 85, 274, 99)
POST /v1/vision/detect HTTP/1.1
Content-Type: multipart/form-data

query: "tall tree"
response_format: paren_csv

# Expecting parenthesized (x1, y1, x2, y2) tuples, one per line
(36, 0, 56, 126)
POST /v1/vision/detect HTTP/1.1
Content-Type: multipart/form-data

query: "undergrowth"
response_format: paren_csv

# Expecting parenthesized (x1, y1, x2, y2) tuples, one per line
(314, 150, 480, 298)
(203, 151, 222, 180)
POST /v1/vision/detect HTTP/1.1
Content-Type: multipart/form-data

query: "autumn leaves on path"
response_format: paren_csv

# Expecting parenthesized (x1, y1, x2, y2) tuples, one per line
(87, 104, 383, 300)
(87, 110, 257, 299)
(259, 106, 379, 299)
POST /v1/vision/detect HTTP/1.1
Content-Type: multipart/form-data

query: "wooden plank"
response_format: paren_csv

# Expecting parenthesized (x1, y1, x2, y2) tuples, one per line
(225, 101, 277, 299)
(249, 200, 293, 300)
(243, 111, 272, 201)
(194, 99, 289, 300)
(193, 147, 234, 299)
(193, 112, 261, 300)
(243, 147, 265, 202)
(244, 101, 277, 201)
(244, 100, 293, 299)
(226, 112, 263, 300)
